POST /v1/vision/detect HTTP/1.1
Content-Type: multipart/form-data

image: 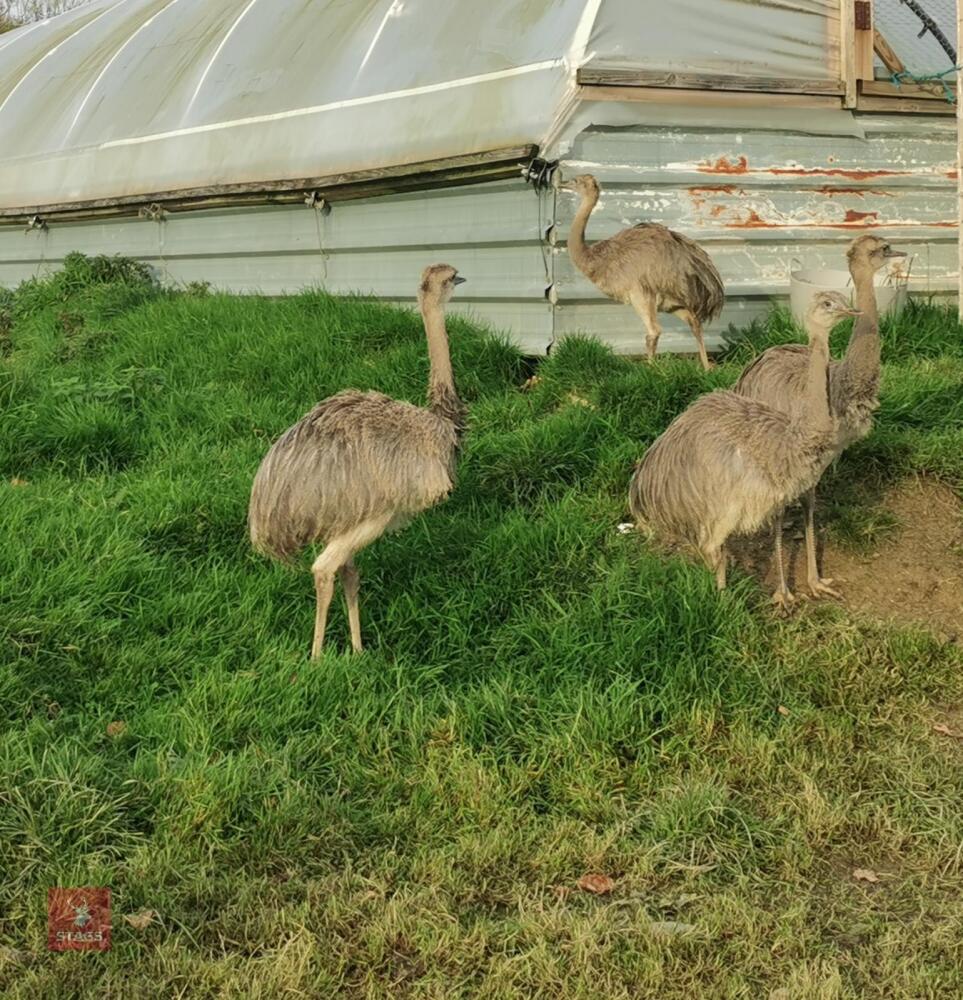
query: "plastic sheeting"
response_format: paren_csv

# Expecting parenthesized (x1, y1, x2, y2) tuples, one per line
(0, 0, 841, 212)
(586, 0, 839, 80)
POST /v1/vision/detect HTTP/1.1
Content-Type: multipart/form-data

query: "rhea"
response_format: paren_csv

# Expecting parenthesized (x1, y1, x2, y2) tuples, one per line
(559, 173, 724, 370)
(248, 264, 467, 657)
(734, 235, 904, 608)
(629, 292, 860, 589)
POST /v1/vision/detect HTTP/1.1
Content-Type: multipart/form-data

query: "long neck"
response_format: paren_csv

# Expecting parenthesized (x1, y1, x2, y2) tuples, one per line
(841, 261, 881, 380)
(421, 298, 465, 436)
(567, 192, 598, 273)
(803, 330, 833, 435)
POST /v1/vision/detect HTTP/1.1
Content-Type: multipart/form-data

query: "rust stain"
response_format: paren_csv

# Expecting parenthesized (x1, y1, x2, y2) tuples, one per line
(699, 156, 749, 175)
(843, 210, 879, 224)
(696, 156, 929, 181)
(688, 184, 739, 195)
(769, 167, 908, 179)
(723, 215, 956, 230)
(814, 186, 894, 197)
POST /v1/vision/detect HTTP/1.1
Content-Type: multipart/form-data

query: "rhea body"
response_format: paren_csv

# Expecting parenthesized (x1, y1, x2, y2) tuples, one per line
(560, 173, 724, 371)
(248, 264, 467, 657)
(734, 235, 904, 608)
(629, 292, 859, 588)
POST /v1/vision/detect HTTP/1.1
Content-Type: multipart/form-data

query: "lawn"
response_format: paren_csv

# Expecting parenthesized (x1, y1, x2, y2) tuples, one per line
(1, 255, 962, 998)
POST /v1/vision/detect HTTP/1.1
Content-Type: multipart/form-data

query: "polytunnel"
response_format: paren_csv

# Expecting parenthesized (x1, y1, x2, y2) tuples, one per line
(0, 0, 958, 354)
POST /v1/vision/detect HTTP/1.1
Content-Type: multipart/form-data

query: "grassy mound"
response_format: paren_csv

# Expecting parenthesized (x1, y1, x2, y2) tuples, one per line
(1, 256, 961, 997)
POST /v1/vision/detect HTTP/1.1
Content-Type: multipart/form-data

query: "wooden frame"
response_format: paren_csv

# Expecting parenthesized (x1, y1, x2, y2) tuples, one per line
(576, 68, 843, 96)
(0, 145, 537, 226)
(578, 85, 841, 112)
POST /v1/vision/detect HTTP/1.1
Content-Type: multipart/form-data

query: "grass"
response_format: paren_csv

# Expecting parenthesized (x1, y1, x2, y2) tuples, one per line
(1, 255, 962, 998)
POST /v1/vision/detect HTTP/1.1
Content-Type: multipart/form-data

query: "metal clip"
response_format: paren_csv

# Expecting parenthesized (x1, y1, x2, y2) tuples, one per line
(521, 158, 558, 191)
(139, 203, 166, 222)
(305, 191, 328, 213)
(25, 215, 47, 233)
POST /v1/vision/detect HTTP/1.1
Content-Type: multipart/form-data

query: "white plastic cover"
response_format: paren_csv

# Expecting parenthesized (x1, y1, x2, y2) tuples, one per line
(0, 0, 840, 212)
(586, 0, 840, 80)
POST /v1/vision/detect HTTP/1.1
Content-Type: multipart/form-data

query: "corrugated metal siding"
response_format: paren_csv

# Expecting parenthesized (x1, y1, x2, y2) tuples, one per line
(1, 110, 957, 358)
(0, 179, 556, 354)
(554, 113, 957, 354)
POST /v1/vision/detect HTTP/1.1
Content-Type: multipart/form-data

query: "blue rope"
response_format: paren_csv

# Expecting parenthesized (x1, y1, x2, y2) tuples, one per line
(890, 66, 962, 103)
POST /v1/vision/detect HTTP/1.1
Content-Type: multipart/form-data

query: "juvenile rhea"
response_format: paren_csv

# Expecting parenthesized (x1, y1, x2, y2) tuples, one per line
(734, 235, 904, 607)
(628, 292, 860, 589)
(248, 264, 467, 657)
(560, 173, 724, 370)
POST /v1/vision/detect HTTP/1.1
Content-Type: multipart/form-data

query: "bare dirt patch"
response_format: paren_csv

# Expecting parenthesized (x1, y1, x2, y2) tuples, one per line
(733, 478, 963, 641)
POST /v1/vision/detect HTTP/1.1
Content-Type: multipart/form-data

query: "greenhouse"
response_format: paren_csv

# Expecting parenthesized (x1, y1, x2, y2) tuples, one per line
(0, 0, 959, 353)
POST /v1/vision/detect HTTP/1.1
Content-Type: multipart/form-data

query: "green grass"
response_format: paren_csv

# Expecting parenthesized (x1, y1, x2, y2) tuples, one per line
(1, 256, 962, 998)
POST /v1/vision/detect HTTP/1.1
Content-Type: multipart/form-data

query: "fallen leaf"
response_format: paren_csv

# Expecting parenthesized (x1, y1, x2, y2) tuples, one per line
(521, 375, 541, 391)
(777, 705, 790, 717)
(616, 522, 636, 535)
(10, 478, 28, 487)
(853, 868, 880, 883)
(577, 874, 615, 895)
(551, 884, 571, 901)
(106, 721, 127, 737)
(933, 723, 962, 739)
(123, 909, 155, 931)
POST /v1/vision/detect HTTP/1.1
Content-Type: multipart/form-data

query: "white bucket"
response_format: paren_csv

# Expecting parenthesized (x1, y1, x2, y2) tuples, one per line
(789, 264, 908, 325)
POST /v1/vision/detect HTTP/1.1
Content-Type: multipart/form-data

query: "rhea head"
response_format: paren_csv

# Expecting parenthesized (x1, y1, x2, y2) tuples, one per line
(558, 173, 601, 203)
(418, 263, 466, 307)
(807, 290, 861, 336)
(846, 234, 905, 272)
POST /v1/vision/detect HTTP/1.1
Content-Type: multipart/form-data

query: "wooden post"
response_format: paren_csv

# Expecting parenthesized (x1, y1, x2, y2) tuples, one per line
(958, 1, 963, 319)
(854, 0, 875, 81)
(840, 0, 857, 108)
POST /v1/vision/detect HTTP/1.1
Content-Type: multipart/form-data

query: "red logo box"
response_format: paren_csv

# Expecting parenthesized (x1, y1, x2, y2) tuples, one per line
(48, 887, 111, 951)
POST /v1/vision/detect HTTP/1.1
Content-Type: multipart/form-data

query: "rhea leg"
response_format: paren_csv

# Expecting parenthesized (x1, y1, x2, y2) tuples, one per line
(769, 508, 795, 615)
(629, 289, 662, 363)
(677, 308, 713, 371)
(309, 517, 390, 658)
(310, 566, 336, 660)
(339, 559, 363, 653)
(704, 545, 728, 590)
(803, 487, 842, 600)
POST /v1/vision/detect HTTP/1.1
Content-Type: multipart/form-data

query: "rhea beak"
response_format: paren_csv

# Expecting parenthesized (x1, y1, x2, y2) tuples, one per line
(452, 276, 467, 285)
(558, 181, 577, 192)
(884, 248, 906, 258)
(841, 307, 863, 316)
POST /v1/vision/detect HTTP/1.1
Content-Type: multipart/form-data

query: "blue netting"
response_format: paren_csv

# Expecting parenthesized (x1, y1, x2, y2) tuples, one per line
(875, 0, 959, 95)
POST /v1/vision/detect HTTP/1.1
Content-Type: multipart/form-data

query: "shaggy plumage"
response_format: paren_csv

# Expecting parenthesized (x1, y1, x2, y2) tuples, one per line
(560, 173, 724, 370)
(734, 235, 905, 606)
(629, 292, 859, 590)
(248, 264, 466, 657)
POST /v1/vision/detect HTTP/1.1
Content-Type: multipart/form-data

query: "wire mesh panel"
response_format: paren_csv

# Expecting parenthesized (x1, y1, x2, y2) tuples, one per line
(874, 0, 958, 76)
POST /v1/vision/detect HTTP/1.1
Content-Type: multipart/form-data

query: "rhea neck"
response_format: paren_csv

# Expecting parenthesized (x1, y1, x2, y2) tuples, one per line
(841, 256, 881, 378)
(567, 187, 600, 273)
(802, 322, 833, 436)
(419, 291, 465, 434)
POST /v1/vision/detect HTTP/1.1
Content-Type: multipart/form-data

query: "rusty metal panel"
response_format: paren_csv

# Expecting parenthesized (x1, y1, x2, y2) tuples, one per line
(555, 112, 957, 353)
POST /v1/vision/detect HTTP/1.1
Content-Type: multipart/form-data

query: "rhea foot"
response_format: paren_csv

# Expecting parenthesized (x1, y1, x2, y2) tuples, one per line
(807, 577, 842, 601)
(770, 587, 796, 616)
